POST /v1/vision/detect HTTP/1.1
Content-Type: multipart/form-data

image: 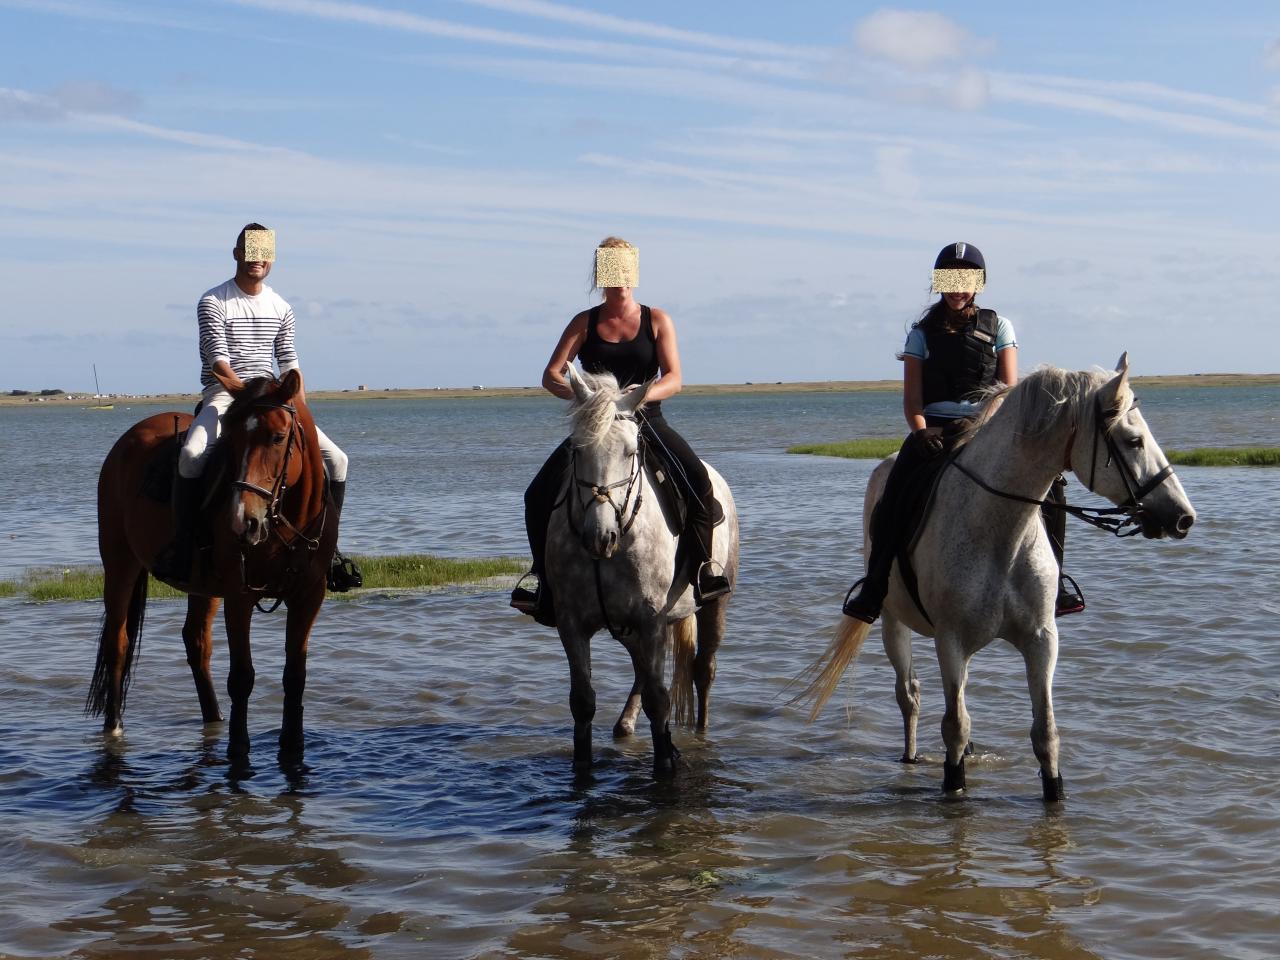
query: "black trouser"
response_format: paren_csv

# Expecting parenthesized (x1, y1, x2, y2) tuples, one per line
(523, 407, 717, 575)
(1043, 475, 1068, 570)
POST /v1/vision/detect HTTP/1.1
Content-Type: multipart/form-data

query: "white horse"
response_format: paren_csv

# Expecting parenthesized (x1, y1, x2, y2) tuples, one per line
(799, 355, 1196, 801)
(546, 367, 740, 778)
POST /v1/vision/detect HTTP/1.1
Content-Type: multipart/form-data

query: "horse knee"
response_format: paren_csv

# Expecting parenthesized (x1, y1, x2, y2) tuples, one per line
(569, 686, 596, 724)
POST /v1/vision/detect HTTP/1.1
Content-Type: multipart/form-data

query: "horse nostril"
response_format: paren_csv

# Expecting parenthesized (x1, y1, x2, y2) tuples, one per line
(1177, 514, 1195, 532)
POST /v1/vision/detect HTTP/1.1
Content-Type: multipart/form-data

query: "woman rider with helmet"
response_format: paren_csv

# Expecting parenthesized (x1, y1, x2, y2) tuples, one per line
(511, 236, 732, 627)
(841, 242, 1084, 623)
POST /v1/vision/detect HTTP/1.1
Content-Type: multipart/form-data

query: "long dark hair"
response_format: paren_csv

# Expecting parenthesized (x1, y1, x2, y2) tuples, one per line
(913, 294, 978, 333)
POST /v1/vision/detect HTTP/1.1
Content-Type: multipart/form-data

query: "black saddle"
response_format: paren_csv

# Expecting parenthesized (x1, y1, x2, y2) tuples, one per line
(639, 437, 725, 593)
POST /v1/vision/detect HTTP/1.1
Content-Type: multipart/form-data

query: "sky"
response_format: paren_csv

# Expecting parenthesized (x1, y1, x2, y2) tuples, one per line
(2, 1, 1279, 394)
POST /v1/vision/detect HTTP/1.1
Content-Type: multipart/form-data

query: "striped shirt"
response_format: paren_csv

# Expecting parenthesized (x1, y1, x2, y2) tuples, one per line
(197, 279, 300, 388)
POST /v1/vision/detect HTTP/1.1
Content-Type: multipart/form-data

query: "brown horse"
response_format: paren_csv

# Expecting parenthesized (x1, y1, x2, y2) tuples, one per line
(87, 369, 337, 761)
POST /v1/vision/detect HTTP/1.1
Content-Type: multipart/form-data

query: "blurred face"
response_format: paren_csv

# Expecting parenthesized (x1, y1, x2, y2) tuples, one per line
(234, 247, 272, 282)
(943, 289, 974, 311)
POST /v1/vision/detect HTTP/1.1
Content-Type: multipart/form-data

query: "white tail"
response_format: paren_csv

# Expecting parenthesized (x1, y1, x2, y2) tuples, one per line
(669, 615, 698, 726)
(790, 616, 872, 723)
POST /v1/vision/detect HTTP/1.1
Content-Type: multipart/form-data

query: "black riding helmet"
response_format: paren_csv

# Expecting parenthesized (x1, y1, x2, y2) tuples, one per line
(934, 241, 985, 273)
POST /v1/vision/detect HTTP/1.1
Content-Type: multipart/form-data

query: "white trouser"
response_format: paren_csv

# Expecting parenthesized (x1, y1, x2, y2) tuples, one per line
(178, 384, 348, 483)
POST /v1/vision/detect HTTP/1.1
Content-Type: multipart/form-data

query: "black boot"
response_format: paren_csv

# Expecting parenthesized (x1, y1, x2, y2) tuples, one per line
(841, 557, 891, 624)
(152, 474, 201, 584)
(326, 480, 363, 592)
(511, 570, 556, 627)
(690, 499, 730, 604)
(1042, 477, 1083, 617)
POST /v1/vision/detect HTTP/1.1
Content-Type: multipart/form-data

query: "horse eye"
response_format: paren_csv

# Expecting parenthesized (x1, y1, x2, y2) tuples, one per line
(1125, 435, 1144, 449)
(272, 433, 287, 444)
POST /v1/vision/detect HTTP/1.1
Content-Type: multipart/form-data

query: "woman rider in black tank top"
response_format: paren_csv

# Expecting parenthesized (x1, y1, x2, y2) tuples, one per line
(511, 238, 731, 626)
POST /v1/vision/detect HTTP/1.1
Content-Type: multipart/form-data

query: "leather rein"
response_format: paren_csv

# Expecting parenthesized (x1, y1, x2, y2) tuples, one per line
(949, 395, 1177, 538)
(230, 400, 328, 608)
(563, 411, 646, 639)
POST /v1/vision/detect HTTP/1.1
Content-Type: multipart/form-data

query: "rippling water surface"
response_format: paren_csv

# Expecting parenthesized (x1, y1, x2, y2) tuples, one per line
(1, 386, 1277, 958)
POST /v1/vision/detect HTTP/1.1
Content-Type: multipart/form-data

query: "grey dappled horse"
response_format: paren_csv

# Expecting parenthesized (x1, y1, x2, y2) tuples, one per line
(547, 367, 740, 778)
(799, 355, 1195, 801)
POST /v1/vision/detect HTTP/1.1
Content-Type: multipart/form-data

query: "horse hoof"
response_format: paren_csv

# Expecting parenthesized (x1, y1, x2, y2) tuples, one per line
(963, 741, 975, 757)
(612, 723, 634, 739)
(1042, 773, 1065, 803)
(572, 755, 593, 771)
(900, 753, 919, 764)
(943, 760, 966, 793)
(653, 759, 677, 780)
(227, 742, 250, 761)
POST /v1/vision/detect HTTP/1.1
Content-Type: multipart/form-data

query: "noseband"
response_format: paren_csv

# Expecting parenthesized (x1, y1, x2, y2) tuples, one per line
(232, 401, 300, 526)
(566, 413, 645, 538)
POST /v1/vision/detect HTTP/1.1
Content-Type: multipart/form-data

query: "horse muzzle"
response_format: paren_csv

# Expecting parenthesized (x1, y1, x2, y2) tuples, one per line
(232, 499, 271, 546)
(1137, 506, 1196, 540)
(582, 527, 620, 560)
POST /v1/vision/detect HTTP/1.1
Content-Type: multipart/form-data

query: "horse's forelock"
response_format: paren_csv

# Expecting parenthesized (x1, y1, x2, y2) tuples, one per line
(569, 371, 627, 449)
(224, 377, 283, 423)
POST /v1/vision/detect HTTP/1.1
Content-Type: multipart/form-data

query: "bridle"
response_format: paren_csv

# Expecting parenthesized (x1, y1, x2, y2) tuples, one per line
(562, 410, 646, 639)
(565, 413, 645, 540)
(950, 394, 1177, 537)
(230, 400, 327, 607)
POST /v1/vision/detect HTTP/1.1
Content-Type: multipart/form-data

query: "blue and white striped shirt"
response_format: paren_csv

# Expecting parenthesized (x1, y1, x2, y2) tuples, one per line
(197, 279, 300, 388)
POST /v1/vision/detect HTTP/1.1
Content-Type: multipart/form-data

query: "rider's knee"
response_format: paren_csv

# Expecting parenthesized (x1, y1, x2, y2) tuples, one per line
(178, 438, 206, 479)
(322, 446, 349, 483)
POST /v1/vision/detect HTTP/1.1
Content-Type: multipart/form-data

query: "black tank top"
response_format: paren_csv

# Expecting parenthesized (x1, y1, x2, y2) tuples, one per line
(578, 304, 660, 391)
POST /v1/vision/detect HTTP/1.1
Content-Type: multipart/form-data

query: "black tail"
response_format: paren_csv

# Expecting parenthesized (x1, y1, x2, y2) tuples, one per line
(85, 572, 149, 718)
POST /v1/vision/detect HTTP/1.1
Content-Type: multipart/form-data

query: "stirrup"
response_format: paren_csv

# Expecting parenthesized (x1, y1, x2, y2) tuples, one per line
(327, 550, 362, 592)
(510, 570, 540, 613)
(841, 578, 878, 624)
(1055, 573, 1085, 617)
(694, 560, 731, 604)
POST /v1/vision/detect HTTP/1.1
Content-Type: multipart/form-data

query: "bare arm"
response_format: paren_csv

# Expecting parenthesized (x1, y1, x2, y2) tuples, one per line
(997, 345, 1018, 387)
(211, 359, 246, 392)
(644, 307, 683, 403)
(903, 356, 927, 433)
(541, 312, 590, 400)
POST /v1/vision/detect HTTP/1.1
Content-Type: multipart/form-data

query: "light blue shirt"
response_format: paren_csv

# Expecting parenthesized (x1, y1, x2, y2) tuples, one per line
(899, 314, 1017, 419)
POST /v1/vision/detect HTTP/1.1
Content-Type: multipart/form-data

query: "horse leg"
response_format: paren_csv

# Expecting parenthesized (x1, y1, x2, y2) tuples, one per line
(613, 679, 642, 739)
(182, 595, 223, 724)
(1021, 626, 1064, 802)
(692, 601, 724, 731)
(89, 560, 147, 737)
(882, 612, 919, 763)
(559, 628, 596, 769)
(280, 582, 324, 759)
(628, 627, 676, 779)
(222, 596, 256, 760)
(935, 636, 972, 794)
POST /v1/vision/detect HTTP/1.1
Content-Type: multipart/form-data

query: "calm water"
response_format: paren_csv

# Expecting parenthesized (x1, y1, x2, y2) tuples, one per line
(1, 386, 1278, 958)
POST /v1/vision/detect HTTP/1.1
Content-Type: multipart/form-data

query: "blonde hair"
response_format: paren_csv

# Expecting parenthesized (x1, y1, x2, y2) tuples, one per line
(591, 236, 635, 294)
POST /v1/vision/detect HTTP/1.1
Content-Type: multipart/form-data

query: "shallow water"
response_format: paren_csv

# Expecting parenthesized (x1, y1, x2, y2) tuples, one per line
(1, 386, 1278, 958)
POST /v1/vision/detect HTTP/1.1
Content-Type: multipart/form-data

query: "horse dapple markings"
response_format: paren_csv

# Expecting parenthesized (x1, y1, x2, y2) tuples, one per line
(798, 355, 1196, 801)
(544, 367, 740, 779)
(87, 369, 338, 763)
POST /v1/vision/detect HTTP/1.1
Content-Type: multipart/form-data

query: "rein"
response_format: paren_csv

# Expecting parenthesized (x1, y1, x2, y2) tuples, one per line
(949, 394, 1177, 538)
(565, 412, 646, 640)
(230, 400, 328, 608)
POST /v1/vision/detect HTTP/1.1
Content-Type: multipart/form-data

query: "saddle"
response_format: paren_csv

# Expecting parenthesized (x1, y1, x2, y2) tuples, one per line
(640, 436, 725, 590)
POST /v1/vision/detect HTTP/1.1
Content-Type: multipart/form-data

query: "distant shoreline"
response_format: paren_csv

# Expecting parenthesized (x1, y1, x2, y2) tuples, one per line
(4, 373, 1278, 408)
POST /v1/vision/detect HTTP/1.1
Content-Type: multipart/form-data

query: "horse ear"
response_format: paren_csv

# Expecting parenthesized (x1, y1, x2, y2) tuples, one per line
(1100, 354, 1132, 416)
(1114, 352, 1130, 379)
(617, 377, 653, 415)
(565, 364, 593, 405)
(279, 368, 303, 402)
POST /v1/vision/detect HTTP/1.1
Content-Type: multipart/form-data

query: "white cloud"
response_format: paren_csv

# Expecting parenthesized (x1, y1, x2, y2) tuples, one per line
(1266, 37, 1280, 69)
(855, 8, 992, 70)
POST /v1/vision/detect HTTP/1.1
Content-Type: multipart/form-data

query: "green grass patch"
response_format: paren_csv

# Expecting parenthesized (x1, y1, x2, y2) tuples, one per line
(0, 554, 527, 602)
(1166, 447, 1280, 467)
(787, 438, 902, 459)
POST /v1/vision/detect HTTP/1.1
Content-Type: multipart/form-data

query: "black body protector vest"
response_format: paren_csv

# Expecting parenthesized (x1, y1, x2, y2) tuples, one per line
(919, 308, 1000, 406)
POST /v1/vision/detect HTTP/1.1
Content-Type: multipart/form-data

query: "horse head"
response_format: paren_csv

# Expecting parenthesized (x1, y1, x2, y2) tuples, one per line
(1069, 353, 1196, 540)
(565, 365, 649, 559)
(214, 368, 310, 546)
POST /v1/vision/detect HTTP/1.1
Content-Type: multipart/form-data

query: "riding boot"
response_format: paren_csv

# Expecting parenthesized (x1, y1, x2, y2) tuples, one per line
(841, 511, 894, 623)
(692, 501, 731, 605)
(1043, 476, 1085, 616)
(152, 474, 202, 584)
(326, 480, 363, 592)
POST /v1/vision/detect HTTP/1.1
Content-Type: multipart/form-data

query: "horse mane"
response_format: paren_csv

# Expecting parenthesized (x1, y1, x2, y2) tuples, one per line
(963, 365, 1125, 442)
(568, 371, 645, 449)
(223, 377, 281, 423)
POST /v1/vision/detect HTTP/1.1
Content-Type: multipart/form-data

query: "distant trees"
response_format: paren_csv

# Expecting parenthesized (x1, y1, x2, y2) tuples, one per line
(7, 388, 65, 396)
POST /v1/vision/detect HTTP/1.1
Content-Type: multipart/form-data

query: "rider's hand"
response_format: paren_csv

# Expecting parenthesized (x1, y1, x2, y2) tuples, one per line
(913, 428, 944, 456)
